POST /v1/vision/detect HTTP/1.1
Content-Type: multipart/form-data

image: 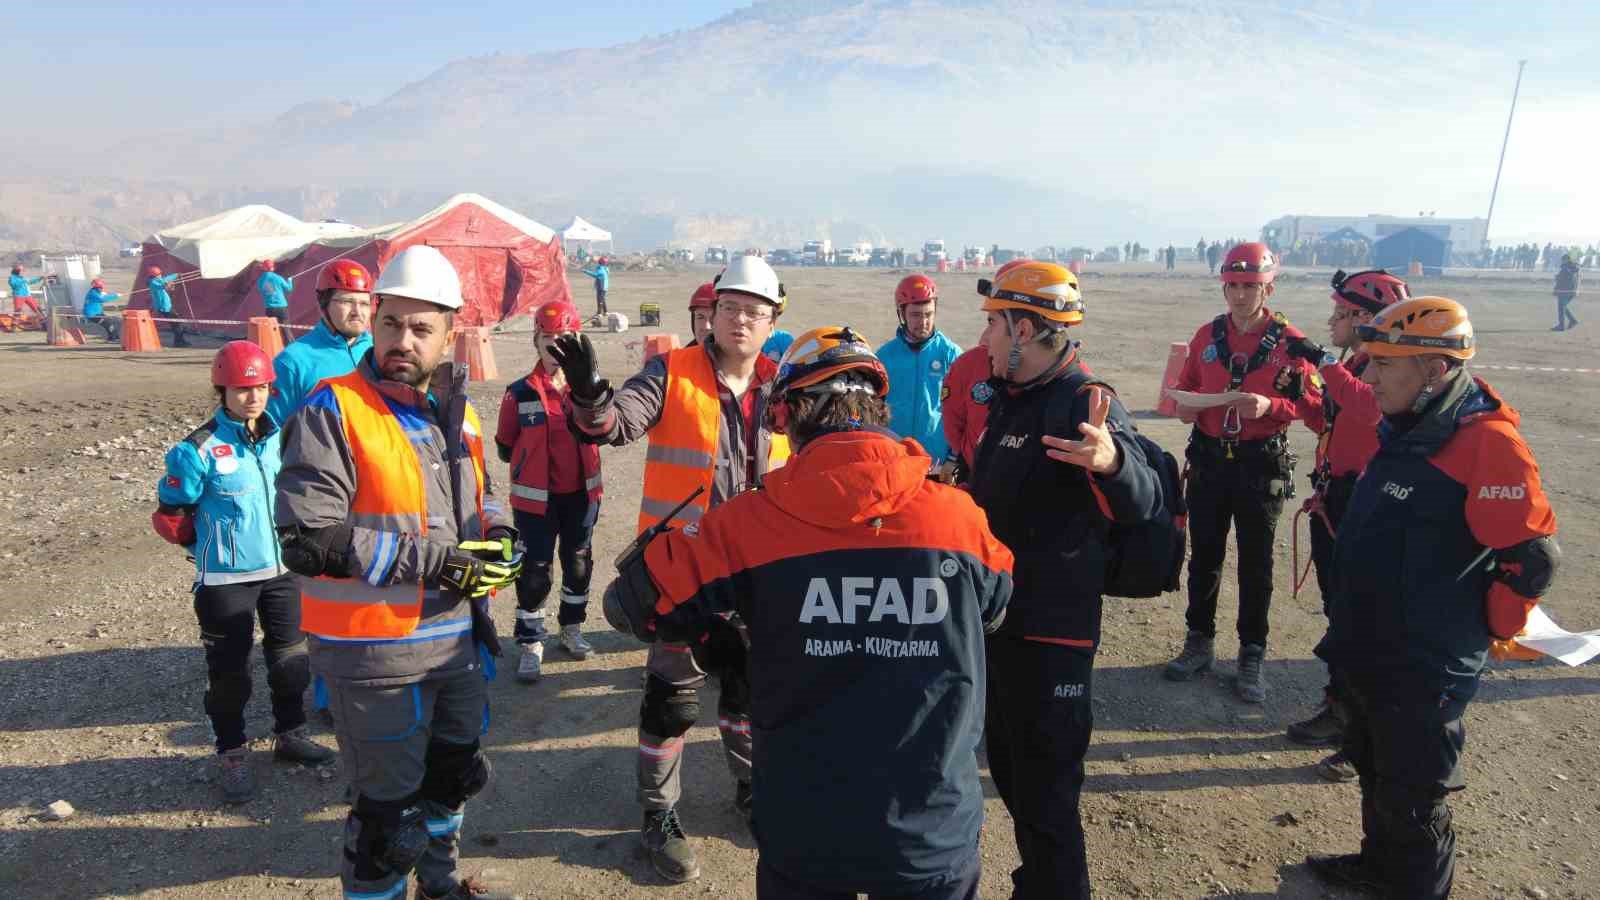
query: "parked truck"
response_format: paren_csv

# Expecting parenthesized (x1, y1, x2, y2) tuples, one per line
(922, 239, 947, 266)
(704, 245, 729, 264)
(802, 239, 834, 267)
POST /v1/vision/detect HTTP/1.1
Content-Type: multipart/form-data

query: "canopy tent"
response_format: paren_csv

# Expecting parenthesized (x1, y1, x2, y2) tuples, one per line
(561, 216, 614, 254)
(1374, 227, 1450, 278)
(132, 194, 571, 329)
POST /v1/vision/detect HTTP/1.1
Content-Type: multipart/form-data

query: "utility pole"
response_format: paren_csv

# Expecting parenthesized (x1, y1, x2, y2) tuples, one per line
(1484, 59, 1527, 248)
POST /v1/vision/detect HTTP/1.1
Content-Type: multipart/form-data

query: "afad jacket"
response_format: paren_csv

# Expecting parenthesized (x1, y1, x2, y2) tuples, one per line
(156, 409, 287, 587)
(1318, 375, 1558, 696)
(877, 327, 962, 462)
(645, 429, 1013, 896)
(970, 348, 1164, 645)
(495, 364, 602, 515)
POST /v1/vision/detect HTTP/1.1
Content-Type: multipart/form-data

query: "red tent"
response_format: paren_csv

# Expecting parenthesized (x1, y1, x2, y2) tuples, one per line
(133, 194, 570, 329)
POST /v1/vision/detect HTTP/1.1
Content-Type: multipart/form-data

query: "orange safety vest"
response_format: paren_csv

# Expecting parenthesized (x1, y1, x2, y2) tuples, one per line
(301, 372, 486, 640)
(637, 346, 790, 535)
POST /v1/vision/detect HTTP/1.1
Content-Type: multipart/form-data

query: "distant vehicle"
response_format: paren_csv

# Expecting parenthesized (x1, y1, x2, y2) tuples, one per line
(836, 242, 871, 266)
(993, 249, 1025, 265)
(119, 245, 142, 258)
(963, 246, 986, 265)
(802, 239, 834, 267)
(869, 248, 894, 266)
(768, 249, 799, 266)
(670, 248, 694, 263)
(922, 240, 946, 266)
(743, 247, 764, 257)
(705, 246, 729, 264)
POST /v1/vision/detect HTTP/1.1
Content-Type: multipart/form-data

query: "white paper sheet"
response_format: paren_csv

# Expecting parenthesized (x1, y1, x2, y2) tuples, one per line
(1514, 606, 1600, 666)
(1164, 389, 1248, 409)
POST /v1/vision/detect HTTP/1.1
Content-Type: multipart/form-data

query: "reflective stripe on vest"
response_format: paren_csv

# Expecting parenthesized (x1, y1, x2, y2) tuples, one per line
(505, 371, 603, 516)
(300, 373, 483, 640)
(636, 347, 790, 535)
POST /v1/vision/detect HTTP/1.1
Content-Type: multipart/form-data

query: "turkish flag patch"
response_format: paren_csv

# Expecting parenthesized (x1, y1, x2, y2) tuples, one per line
(211, 445, 234, 459)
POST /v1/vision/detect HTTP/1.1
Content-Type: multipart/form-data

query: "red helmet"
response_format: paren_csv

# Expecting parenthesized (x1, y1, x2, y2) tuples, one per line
(211, 340, 275, 388)
(9, 265, 20, 275)
(1219, 242, 1277, 284)
(1330, 269, 1409, 315)
(91, 278, 105, 289)
(895, 274, 938, 307)
(597, 256, 608, 265)
(535, 300, 582, 334)
(317, 259, 373, 294)
(260, 258, 276, 271)
(147, 266, 162, 277)
(689, 282, 717, 311)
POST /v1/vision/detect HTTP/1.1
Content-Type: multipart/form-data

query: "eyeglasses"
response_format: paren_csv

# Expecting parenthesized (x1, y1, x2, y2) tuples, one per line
(717, 302, 773, 322)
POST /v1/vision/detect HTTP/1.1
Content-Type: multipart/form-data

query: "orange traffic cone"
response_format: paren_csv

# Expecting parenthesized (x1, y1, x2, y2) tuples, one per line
(643, 333, 681, 362)
(452, 326, 498, 382)
(1068, 260, 1084, 275)
(121, 310, 162, 352)
(52, 326, 86, 347)
(247, 317, 286, 360)
(1155, 342, 1188, 417)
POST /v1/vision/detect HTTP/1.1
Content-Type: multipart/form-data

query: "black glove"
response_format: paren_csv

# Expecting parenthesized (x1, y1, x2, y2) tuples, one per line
(1274, 366, 1306, 401)
(548, 333, 610, 406)
(278, 524, 355, 578)
(1284, 335, 1327, 364)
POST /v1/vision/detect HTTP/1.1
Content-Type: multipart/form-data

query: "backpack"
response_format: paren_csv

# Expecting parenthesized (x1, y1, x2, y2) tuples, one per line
(1062, 372, 1188, 599)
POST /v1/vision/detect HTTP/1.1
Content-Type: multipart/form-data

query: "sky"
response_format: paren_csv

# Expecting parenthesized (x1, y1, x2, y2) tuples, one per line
(13, 0, 1600, 246)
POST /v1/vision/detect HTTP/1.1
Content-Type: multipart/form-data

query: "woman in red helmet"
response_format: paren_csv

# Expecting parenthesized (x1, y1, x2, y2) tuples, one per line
(152, 341, 335, 805)
(1164, 242, 1322, 702)
(496, 300, 605, 682)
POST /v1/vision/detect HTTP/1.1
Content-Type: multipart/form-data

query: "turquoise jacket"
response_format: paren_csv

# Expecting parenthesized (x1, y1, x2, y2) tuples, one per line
(256, 271, 293, 309)
(265, 318, 373, 427)
(762, 329, 795, 363)
(148, 274, 178, 313)
(877, 327, 962, 461)
(581, 264, 610, 292)
(158, 409, 286, 587)
(83, 287, 119, 317)
(8, 274, 41, 298)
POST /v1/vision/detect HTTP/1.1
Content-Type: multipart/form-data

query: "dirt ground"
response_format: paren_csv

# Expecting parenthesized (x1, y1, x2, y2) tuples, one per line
(1, 263, 1596, 899)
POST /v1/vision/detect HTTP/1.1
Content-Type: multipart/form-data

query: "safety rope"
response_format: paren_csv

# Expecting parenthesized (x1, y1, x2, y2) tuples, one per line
(1291, 492, 1337, 599)
(78, 311, 311, 330)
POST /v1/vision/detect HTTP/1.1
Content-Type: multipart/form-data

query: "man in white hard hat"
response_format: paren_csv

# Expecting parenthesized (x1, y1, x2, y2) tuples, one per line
(275, 245, 524, 900)
(549, 253, 792, 883)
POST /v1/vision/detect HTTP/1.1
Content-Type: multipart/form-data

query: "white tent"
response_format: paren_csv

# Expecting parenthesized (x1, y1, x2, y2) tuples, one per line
(561, 216, 614, 254)
(145, 205, 364, 278)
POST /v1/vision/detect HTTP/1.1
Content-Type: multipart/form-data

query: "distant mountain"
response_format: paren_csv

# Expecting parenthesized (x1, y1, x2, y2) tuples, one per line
(12, 0, 1520, 253)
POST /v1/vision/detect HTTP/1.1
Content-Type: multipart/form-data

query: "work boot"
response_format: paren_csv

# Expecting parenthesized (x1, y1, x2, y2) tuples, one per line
(1305, 852, 1382, 892)
(217, 747, 258, 805)
(416, 875, 525, 899)
(559, 624, 593, 660)
(1235, 643, 1267, 703)
(273, 725, 337, 765)
(516, 641, 544, 684)
(1287, 701, 1343, 746)
(1163, 630, 1214, 681)
(734, 780, 753, 826)
(1315, 750, 1358, 783)
(642, 808, 700, 883)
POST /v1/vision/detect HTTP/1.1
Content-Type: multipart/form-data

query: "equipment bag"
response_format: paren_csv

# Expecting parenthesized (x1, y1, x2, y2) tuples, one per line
(1067, 374, 1188, 598)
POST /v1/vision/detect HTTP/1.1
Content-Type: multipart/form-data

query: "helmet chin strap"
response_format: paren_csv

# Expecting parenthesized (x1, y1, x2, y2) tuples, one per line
(1409, 364, 1455, 414)
(1001, 310, 1065, 383)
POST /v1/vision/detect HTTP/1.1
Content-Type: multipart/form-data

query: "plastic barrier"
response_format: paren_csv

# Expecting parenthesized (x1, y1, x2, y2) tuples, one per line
(1407, 260, 1424, 277)
(936, 259, 949, 273)
(452, 326, 498, 382)
(1068, 260, 1084, 275)
(643, 333, 681, 362)
(247, 317, 286, 360)
(1155, 341, 1188, 417)
(121, 310, 162, 352)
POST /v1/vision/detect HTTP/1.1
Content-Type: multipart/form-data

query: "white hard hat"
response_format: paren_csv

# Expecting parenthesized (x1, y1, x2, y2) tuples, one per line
(375, 245, 464, 311)
(714, 255, 785, 313)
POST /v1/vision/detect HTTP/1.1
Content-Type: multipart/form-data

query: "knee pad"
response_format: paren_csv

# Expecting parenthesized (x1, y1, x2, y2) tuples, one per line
(563, 547, 593, 594)
(263, 639, 310, 689)
(640, 675, 700, 738)
(421, 740, 493, 807)
(351, 793, 428, 879)
(518, 561, 553, 609)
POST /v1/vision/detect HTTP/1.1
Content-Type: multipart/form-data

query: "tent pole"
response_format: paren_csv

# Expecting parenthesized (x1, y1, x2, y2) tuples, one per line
(1483, 59, 1526, 250)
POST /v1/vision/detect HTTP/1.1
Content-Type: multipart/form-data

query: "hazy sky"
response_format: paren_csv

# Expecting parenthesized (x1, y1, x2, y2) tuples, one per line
(16, 1, 1600, 245)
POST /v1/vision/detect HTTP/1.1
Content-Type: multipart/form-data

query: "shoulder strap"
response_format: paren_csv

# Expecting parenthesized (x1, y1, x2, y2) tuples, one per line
(183, 420, 218, 451)
(1214, 312, 1288, 390)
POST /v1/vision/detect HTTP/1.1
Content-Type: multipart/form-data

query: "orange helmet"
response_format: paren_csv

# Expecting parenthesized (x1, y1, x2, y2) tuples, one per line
(1331, 269, 1408, 314)
(688, 282, 716, 311)
(1357, 297, 1475, 361)
(980, 260, 1083, 325)
(1220, 242, 1277, 284)
(894, 274, 938, 307)
(993, 258, 1029, 281)
(772, 325, 889, 399)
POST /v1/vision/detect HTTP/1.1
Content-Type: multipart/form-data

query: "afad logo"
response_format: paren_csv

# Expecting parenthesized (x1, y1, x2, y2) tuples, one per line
(1382, 481, 1412, 501)
(1478, 484, 1526, 500)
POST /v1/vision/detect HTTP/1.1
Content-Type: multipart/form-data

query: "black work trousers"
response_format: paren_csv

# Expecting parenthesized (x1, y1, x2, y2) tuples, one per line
(1309, 473, 1356, 698)
(511, 494, 597, 643)
(1341, 677, 1467, 900)
(192, 572, 309, 752)
(985, 634, 1094, 900)
(1184, 454, 1286, 646)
